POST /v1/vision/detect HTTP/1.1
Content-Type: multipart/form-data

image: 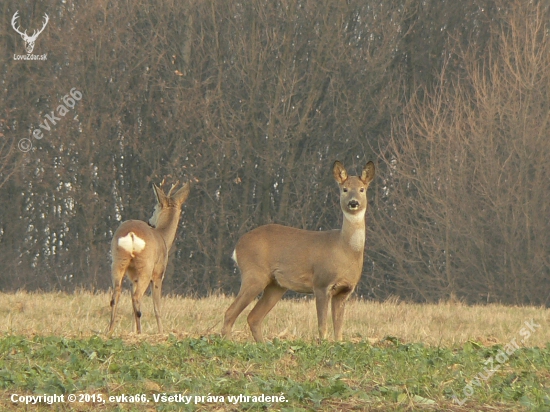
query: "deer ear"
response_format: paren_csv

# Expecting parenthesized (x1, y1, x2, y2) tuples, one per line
(361, 161, 375, 184)
(174, 182, 191, 205)
(152, 183, 168, 206)
(332, 161, 348, 184)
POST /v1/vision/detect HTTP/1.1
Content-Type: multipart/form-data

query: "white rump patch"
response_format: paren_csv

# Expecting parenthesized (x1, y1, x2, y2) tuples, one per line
(117, 234, 133, 253)
(118, 232, 146, 257)
(132, 234, 146, 252)
(231, 249, 238, 266)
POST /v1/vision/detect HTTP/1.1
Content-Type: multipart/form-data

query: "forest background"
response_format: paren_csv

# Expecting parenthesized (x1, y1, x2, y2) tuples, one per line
(1, 0, 549, 306)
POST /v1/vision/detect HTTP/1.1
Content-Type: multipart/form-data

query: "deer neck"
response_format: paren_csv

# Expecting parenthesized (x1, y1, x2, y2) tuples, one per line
(155, 208, 181, 248)
(340, 210, 366, 253)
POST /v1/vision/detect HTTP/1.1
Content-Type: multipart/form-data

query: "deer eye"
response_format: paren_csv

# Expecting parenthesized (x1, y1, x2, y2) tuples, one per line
(343, 188, 348, 193)
(360, 188, 365, 192)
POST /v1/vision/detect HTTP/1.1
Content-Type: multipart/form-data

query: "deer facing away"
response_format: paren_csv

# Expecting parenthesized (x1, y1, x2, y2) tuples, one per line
(222, 160, 375, 342)
(108, 181, 190, 335)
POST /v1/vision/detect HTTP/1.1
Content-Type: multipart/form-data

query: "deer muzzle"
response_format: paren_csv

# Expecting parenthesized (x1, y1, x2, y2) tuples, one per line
(348, 200, 360, 210)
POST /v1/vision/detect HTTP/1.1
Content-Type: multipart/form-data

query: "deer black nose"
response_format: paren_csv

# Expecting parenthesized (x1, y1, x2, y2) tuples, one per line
(348, 200, 359, 209)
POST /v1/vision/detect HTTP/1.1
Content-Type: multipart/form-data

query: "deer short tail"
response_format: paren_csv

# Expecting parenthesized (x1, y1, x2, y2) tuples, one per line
(117, 232, 146, 257)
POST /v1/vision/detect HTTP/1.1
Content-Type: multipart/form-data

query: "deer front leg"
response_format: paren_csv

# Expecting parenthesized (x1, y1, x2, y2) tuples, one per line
(331, 288, 352, 341)
(152, 276, 164, 334)
(314, 288, 331, 340)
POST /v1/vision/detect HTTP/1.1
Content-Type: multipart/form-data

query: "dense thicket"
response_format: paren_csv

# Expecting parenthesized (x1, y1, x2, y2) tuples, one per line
(1, 0, 548, 305)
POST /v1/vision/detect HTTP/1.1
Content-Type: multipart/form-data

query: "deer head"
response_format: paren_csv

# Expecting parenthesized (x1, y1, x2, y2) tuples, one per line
(12, 11, 49, 54)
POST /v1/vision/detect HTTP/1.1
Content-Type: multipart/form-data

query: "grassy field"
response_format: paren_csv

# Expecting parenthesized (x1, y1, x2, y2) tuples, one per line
(0, 291, 549, 411)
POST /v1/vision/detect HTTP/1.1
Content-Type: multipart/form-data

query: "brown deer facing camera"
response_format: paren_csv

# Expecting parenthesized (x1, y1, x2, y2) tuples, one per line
(222, 160, 375, 342)
(108, 181, 190, 335)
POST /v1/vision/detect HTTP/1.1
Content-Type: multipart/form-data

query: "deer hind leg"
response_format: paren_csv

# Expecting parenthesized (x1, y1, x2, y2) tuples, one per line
(222, 273, 269, 339)
(108, 257, 130, 335)
(151, 273, 164, 334)
(247, 282, 287, 343)
(331, 286, 353, 341)
(131, 273, 152, 334)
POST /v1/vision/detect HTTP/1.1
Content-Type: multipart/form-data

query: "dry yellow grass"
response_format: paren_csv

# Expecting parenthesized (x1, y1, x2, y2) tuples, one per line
(0, 291, 548, 347)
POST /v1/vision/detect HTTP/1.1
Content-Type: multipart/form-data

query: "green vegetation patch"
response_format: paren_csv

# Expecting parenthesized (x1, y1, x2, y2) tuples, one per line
(0, 335, 549, 411)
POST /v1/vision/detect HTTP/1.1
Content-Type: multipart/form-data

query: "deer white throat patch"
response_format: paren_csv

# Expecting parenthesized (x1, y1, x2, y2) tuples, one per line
(118, 232, 146, 257)
(349, 228, 365, 252)
(343, 209, 365, 224)
(343, 210, 366, 252)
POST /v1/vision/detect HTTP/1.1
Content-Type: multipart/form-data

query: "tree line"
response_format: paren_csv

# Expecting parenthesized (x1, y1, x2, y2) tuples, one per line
(0, 0, 548, 305)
